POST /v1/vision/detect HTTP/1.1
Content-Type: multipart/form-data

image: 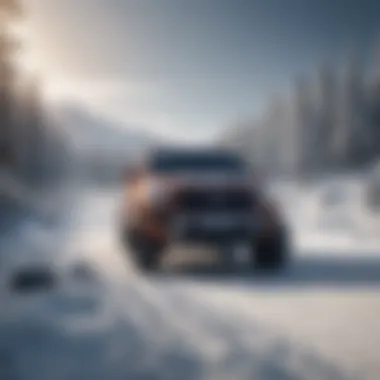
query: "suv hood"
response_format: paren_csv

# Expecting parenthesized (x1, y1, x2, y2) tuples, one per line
(157, 172, 256, 190)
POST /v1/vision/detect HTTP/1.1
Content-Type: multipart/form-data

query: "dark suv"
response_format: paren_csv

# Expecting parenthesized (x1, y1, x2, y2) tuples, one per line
(120, 148, 289, 272)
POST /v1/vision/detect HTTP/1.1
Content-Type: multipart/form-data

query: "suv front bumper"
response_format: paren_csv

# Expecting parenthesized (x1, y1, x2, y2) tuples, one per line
(169, 213, 258, 244)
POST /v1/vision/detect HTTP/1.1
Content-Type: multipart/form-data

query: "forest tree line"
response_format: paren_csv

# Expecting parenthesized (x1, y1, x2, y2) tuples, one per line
(222, 45, 380, 178)
(0, 0, 69, 193)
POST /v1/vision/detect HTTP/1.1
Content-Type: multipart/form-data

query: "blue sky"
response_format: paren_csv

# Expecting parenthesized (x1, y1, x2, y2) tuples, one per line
(23, 0, 380, 141)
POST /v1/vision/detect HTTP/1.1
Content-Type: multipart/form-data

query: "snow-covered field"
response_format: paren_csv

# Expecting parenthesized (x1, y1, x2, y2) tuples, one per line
(1, 177, 380, 380)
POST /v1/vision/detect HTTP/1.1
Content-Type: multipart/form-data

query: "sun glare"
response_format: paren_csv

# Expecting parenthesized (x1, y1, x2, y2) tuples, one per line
(14, 49, 39, 73)
(43, 80, 98, 106)
(9, 22, 28, 39)
(10, 22, 40, 74)
(43, 81, 75, 103)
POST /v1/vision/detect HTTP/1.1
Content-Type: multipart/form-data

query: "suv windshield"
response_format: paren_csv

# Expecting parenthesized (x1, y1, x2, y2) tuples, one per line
(150, 151, 247, 174)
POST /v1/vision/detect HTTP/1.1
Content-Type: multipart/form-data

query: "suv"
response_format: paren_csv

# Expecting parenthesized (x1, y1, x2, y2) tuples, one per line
(120, 148, 289, 272)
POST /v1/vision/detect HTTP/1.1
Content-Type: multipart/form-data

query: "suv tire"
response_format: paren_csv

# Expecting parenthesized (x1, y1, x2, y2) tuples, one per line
(253, 230, 289, 271)
(123, 229, 163, 272)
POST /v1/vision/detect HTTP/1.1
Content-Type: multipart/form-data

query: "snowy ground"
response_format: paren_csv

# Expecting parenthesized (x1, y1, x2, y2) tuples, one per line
(0, 177, 380, 380)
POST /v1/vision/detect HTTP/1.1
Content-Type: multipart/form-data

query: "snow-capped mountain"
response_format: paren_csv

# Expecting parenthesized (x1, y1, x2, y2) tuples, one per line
(55, 104, 158, 158)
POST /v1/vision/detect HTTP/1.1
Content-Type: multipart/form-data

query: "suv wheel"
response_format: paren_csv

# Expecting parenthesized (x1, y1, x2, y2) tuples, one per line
(124, 229, 163, 272)
(253, 231, 289, 271)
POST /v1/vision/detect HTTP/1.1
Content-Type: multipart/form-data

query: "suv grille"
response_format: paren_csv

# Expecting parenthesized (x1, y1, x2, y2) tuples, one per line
(175, 189, 255, 212)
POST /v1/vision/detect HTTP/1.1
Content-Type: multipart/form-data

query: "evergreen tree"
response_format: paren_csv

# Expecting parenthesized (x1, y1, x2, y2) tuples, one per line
(262, 95, 290, 176)
(0, 1, 19, 171)
(341, 49, 366, 167)
(294, 76, 314, 177)
(316, 61, 337, 169)
(368, 37, 380, 162)
(21, 77, 47, 186)
(368, 82, 380, 162)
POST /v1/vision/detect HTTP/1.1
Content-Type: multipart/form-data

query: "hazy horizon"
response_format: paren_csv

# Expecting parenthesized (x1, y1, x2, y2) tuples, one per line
(22, 0, 380, 142)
